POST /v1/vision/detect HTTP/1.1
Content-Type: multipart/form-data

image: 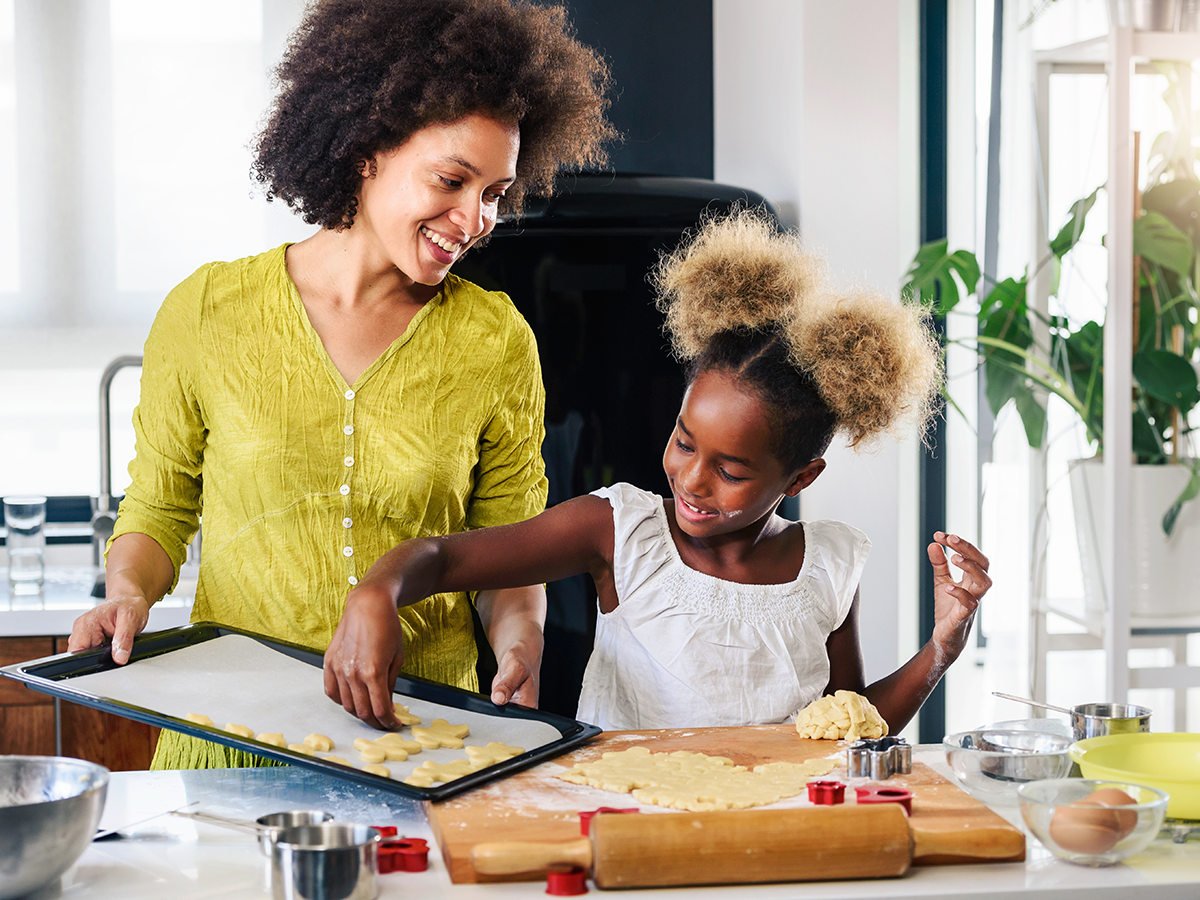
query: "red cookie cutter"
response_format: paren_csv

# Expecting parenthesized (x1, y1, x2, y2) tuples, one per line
(546, 864, 589, 895)
(377, 836, 430, 873)
(806, 780, 847, 805)
(578, 807, 639, 836)
(854, 785, 913, 815)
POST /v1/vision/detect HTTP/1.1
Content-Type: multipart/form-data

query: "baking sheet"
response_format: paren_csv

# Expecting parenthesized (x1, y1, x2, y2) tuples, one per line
(1, 622, 600, 800)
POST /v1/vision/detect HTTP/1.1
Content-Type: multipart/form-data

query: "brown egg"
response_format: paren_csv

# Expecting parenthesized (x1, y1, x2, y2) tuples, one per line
(1048, 801, 1123, 855)
(1081, 788, 1138, 839)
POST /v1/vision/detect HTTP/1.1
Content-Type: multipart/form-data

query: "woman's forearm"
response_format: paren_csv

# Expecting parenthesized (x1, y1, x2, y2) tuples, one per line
(477, 584, 546, 706)
(105, 532, 176, 606)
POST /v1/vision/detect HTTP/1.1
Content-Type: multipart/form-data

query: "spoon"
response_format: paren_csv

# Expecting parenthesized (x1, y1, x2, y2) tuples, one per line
(991, 691, 1074, 716)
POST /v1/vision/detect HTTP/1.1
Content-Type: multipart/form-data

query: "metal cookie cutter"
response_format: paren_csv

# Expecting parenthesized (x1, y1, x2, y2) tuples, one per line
(846, 736, 912, 780)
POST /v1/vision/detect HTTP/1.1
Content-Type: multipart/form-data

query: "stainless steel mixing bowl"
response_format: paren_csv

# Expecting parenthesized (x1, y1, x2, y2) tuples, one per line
(0, 756, 109, 900)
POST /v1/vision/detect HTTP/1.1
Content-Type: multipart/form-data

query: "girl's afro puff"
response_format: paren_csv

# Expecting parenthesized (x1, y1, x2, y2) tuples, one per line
(789, 290, 942, 448)
(653, 207, 942, 461)
(653, 206, 825, 360)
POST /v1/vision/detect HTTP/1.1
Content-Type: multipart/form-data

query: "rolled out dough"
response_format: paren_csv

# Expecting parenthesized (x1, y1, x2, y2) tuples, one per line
(555, 746, 837, 812)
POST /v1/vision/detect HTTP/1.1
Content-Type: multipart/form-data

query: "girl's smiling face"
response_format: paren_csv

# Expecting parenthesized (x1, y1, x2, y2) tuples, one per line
(662, 369, 824, 540)
(356, 113, 519, 286)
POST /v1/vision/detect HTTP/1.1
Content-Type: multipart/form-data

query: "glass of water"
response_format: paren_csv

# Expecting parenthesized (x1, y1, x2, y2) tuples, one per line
(5, 496, 47, 596)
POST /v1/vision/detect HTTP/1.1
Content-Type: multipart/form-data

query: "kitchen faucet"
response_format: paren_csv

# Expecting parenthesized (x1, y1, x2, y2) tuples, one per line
(90, 355, 142, 598)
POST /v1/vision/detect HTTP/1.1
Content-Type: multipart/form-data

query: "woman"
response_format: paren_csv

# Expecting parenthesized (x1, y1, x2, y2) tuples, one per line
(68, 0, 614, 767)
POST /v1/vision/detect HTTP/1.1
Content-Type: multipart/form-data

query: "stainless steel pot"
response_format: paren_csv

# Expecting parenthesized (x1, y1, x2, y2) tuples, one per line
(1069, 702, 1152, 740)
(992, 693, 1153, 741)
(270, 823, 381, 900)
(0, 756, 109, 900)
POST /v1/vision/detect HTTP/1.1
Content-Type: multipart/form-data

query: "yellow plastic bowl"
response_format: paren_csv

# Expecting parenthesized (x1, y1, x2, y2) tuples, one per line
(1069, 733, 1200, 819)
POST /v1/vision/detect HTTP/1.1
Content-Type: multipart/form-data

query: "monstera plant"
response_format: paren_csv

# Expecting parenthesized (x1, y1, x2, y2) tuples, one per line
(905, 176, 1200, 536)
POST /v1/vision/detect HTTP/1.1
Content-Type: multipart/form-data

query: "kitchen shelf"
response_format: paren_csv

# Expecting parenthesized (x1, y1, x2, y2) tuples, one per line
(1029, 24, 1200, 720)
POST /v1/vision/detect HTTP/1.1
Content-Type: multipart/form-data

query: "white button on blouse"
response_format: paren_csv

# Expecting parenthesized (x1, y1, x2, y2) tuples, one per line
(344, 389, 355, 400)
(344, 425, 354, 435)
(343, 546, 353, 557)
(348, 575, 358, 586)
(339, 484, 350, 496)
(343, 517, 353, 528)
(344, 456, 354, 467)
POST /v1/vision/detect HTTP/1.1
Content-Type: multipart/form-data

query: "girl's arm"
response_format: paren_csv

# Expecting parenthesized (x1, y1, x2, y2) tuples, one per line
(825, 532, 990, 733)
(323, 493, 614, 729)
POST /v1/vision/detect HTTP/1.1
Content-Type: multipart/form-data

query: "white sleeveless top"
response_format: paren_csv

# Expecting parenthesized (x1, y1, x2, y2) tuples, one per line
(575, 483, 870, 730)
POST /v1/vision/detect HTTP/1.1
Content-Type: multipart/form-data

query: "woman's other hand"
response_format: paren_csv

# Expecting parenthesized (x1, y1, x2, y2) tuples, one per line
(68, 533, 174, 664)
(323, 584, 403, 730)
(928, 531, 991, 660)
(67, 596, 151, 665)
(478, 585, 546, 707)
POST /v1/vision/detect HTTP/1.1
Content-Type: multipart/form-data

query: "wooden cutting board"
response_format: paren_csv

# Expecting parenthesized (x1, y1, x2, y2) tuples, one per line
(425, 725, 1025, 884)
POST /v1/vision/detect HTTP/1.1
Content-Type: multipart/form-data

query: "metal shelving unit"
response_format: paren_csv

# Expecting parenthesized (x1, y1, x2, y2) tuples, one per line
(1030, 23, 1200, 722)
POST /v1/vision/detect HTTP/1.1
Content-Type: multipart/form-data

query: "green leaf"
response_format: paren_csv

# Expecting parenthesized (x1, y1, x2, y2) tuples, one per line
(1133, 348, 1200, 413)
(1163, 461, 1200, 536)
(1013, 387, 1049, 448)
(1050, 187, 1101, 258)
(1132, 409, 1165, 459)
(1134, 210, 1194, 276)
(903, 240, 980, 315)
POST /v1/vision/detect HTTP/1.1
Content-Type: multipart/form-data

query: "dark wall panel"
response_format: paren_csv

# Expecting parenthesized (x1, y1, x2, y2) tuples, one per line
(567, 0, 714, 178)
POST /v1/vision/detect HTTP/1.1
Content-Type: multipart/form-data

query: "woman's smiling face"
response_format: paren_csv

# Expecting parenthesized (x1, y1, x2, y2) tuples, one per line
(662, 369, 818, 540)
(355, 113, 519, 286)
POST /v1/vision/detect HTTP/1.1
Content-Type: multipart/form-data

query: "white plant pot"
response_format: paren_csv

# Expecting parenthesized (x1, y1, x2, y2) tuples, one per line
(1069, 458, 1200, 618)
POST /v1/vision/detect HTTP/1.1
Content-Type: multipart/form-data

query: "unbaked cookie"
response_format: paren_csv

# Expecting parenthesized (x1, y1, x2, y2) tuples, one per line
(392, 703, 421, 726)
(794, 690, 888, 741)
(361, 764, 391, 777)
(224, 723, 254, 738)
(184, 713, 213, 726)
(464, 742, 524, 768)
(411, 719, 470, 749)
(304, 733, 335, 752)
(257, 733, 287, 748)
(403, 758, 479, 787)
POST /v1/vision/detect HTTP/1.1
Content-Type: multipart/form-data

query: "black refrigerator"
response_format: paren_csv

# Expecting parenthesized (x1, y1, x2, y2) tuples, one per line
(455, 173, 778, 717)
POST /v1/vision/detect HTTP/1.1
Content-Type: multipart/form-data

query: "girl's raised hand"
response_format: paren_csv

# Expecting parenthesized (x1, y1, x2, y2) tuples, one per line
(927, 532, 991, 660)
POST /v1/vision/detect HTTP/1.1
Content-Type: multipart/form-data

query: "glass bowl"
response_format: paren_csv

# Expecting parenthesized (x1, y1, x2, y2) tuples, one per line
(942, 729, 1074, 805)
(1018, 778, 1168, 866)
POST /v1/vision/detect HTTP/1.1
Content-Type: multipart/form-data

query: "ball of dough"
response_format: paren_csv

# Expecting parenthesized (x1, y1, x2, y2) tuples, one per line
(794, 690, 888, 741)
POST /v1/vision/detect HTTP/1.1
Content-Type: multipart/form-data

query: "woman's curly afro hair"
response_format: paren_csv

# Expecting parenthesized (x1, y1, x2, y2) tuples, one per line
(252, 0, 616, 229)
(653, 208, 942, 471)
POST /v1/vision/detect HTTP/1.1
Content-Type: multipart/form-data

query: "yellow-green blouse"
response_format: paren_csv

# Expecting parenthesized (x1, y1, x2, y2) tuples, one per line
(113, 244, 547, 764)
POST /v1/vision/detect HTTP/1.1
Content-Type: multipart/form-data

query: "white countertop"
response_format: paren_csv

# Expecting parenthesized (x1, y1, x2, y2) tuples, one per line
(0, 564, 194, 637)
(41, 749, 1200, 900)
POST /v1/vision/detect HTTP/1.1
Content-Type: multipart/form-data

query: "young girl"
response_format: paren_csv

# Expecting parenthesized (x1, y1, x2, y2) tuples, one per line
(325, 209, 991, 733)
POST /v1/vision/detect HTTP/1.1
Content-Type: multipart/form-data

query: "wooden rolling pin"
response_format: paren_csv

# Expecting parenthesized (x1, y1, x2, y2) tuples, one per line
(471, 804, 1025, 889)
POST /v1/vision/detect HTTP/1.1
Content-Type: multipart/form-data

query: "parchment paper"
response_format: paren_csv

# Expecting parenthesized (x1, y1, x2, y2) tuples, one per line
(67, 634, 563, 783)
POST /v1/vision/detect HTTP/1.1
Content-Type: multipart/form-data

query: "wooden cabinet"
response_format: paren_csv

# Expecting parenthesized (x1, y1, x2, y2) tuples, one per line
(0, 635, 158, 769)
(0, 637, 56, 755)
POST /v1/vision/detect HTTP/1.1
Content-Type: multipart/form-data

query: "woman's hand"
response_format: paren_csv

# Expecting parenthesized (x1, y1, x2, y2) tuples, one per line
(67, 596, 151, 665)
(928, 531, 991, 660)
(68, 533, 174, 665)
(323, 584, 404, 730)
(477, 585, 546, 707)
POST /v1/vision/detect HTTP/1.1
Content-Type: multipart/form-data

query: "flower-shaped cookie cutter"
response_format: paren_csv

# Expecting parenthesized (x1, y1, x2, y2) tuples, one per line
(846, 736, 912, 780)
